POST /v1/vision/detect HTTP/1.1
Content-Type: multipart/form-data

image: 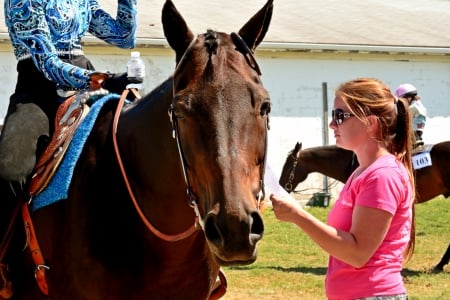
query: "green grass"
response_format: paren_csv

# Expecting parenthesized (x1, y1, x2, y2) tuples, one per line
(222, 196, 450, 299)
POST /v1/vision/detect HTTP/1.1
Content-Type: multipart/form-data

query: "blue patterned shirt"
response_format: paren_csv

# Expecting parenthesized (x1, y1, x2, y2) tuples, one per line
(4, 0, 137, 89)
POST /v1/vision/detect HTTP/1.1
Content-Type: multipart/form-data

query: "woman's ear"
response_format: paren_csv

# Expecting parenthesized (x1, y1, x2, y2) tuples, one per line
(367, 115, 381, 136)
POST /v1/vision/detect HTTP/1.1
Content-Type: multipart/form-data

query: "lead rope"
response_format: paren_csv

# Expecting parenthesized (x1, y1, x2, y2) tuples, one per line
(112, 88, 197, 242)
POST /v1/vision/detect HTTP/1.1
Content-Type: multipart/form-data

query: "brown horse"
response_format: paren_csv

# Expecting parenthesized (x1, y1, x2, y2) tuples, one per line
(3, 1, 274, 299)
(279, 141, 450, 272)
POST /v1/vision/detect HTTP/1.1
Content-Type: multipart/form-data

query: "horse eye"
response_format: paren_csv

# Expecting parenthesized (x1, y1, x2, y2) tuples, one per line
(172, 96, 192, 118)
(260, 100, 271, 116)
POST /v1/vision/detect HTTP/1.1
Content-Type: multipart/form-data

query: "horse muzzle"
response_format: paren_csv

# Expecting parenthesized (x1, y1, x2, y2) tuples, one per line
(203, 208, 264, 266)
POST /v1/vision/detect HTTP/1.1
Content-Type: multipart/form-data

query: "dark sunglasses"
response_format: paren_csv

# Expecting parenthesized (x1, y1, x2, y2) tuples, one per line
(331, 109, 354, 125)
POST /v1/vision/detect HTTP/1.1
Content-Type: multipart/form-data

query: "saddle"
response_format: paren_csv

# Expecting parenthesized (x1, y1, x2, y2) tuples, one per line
(412, 143, 432, 155)
(28, 94, 89, 196)
(28, 73, 110, 197)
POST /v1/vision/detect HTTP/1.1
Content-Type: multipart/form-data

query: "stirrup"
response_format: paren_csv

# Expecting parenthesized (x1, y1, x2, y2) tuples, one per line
(0, 263, 13, 299)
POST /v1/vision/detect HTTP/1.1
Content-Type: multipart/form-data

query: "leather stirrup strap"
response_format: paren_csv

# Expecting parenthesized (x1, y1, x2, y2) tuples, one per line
(22, 203, 48, 296)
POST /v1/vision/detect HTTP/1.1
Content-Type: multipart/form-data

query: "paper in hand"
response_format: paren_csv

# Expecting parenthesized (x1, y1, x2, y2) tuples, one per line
(264, 163, 293, 199)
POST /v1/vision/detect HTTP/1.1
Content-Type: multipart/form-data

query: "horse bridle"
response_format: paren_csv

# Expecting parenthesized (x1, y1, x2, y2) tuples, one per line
(167, 107, 204, 229)
(168, 97, 270, 229)
(284, 153, 299, 193)
(112, 32, 269, 242)
(283, 149, 358, 193)
(168, 32, 269, 227)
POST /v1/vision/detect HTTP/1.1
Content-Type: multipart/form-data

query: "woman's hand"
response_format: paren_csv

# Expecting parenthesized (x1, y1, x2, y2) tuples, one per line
(270, 194, 304, 224)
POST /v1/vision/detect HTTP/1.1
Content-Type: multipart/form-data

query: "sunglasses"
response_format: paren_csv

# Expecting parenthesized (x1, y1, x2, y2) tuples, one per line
(331, 108, 355, 125)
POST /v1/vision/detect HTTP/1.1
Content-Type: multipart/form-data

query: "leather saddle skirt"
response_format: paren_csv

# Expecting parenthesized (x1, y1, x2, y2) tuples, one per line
(28, 94, 89, 197)
(28, 73, 110, 197)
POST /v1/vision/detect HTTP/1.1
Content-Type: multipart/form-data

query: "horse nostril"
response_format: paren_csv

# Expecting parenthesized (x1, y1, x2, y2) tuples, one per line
(204, 214, 223, 245)
(204, 211, 264, 247)
(249, 212, 264, 244)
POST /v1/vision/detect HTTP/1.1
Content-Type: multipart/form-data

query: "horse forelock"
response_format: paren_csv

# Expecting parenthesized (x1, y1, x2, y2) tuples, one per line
(204, 29, 219, 56)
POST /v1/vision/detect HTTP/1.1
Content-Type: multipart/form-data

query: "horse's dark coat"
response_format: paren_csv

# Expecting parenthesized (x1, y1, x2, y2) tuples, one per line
(1, 1, 274, 299)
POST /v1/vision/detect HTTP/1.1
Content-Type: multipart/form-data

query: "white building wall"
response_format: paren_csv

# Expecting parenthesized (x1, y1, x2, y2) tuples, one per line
(0, 46, 449, 199)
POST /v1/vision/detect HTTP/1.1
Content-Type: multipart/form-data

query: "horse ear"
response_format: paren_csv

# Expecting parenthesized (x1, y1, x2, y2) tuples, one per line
(237, 0, 273, 51)
(294, 142, 302, 153)
(162, 0, 195, 64)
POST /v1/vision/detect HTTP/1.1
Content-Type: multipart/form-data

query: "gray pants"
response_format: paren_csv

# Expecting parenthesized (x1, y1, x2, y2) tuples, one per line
(0, 103, 49, 184)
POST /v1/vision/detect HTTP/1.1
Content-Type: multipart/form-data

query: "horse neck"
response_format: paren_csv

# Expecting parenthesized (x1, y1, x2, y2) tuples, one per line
(114, 78, 198, 233)
(301, 146, 353, 183)
(117, 78, 186, 194)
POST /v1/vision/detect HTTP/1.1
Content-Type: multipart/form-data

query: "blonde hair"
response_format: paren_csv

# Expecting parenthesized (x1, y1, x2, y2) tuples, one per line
(336, 77, 416, 262)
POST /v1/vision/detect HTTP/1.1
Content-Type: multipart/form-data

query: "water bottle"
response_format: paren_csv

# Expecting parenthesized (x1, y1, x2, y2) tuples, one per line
(127, 51, 145, 83)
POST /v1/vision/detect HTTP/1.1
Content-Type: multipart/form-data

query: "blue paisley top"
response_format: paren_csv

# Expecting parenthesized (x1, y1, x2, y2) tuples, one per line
(4, 0, 137, 89)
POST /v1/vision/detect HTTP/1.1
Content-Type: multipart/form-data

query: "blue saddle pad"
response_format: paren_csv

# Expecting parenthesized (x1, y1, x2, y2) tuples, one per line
(31, 93, 120, 212)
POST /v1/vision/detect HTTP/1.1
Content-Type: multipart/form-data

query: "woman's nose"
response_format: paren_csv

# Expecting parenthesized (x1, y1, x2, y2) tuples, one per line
(329, 120, 337, 129)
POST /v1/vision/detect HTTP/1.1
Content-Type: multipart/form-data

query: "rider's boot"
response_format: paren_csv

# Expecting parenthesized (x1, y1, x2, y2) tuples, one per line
(0, 101, 49, 299)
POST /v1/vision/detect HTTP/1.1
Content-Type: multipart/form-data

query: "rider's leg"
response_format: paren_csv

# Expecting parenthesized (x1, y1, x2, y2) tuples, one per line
(0, 102, 49, 183)
(0, 99, 49, 299)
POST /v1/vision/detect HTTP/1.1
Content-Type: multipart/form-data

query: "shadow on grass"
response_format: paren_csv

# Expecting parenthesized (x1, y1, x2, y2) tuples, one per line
(401, 267, 448, 277)
(228, 266, 447, 277)
(227, 265, 327, 276)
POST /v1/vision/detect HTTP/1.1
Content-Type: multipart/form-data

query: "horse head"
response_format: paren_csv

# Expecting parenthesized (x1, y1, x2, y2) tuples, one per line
(279, 142, 308, 192)
(279, 142, 361, 193)
(161, 0, 273, 265)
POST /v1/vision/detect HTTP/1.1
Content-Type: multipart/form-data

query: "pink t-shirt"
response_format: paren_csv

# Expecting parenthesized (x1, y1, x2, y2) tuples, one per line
(326, 154, 412, 300)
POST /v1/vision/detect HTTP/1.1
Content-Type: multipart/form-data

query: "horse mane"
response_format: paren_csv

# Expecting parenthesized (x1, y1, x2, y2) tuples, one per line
(204, 29, 218, 56)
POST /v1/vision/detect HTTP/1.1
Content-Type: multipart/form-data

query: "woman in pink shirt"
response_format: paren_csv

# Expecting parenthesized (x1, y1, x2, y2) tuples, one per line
(270, 78, 415, 300)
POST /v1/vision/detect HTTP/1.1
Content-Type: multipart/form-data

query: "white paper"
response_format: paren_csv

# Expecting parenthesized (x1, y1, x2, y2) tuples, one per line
(264, 163, 294, 199)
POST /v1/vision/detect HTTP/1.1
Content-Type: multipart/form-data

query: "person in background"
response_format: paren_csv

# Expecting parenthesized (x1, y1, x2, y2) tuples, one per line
(270, 78, 415, 300)
(0, 0, 139, 297)
(395, 83, 427, 147)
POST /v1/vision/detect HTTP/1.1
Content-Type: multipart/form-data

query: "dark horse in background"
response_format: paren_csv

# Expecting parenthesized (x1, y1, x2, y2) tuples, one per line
(279, 141, 450, 273)
(1, 0, 274, 299)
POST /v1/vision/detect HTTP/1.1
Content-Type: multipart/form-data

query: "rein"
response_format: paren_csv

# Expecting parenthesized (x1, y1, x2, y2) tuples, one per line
(112, 88, 198, 242)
